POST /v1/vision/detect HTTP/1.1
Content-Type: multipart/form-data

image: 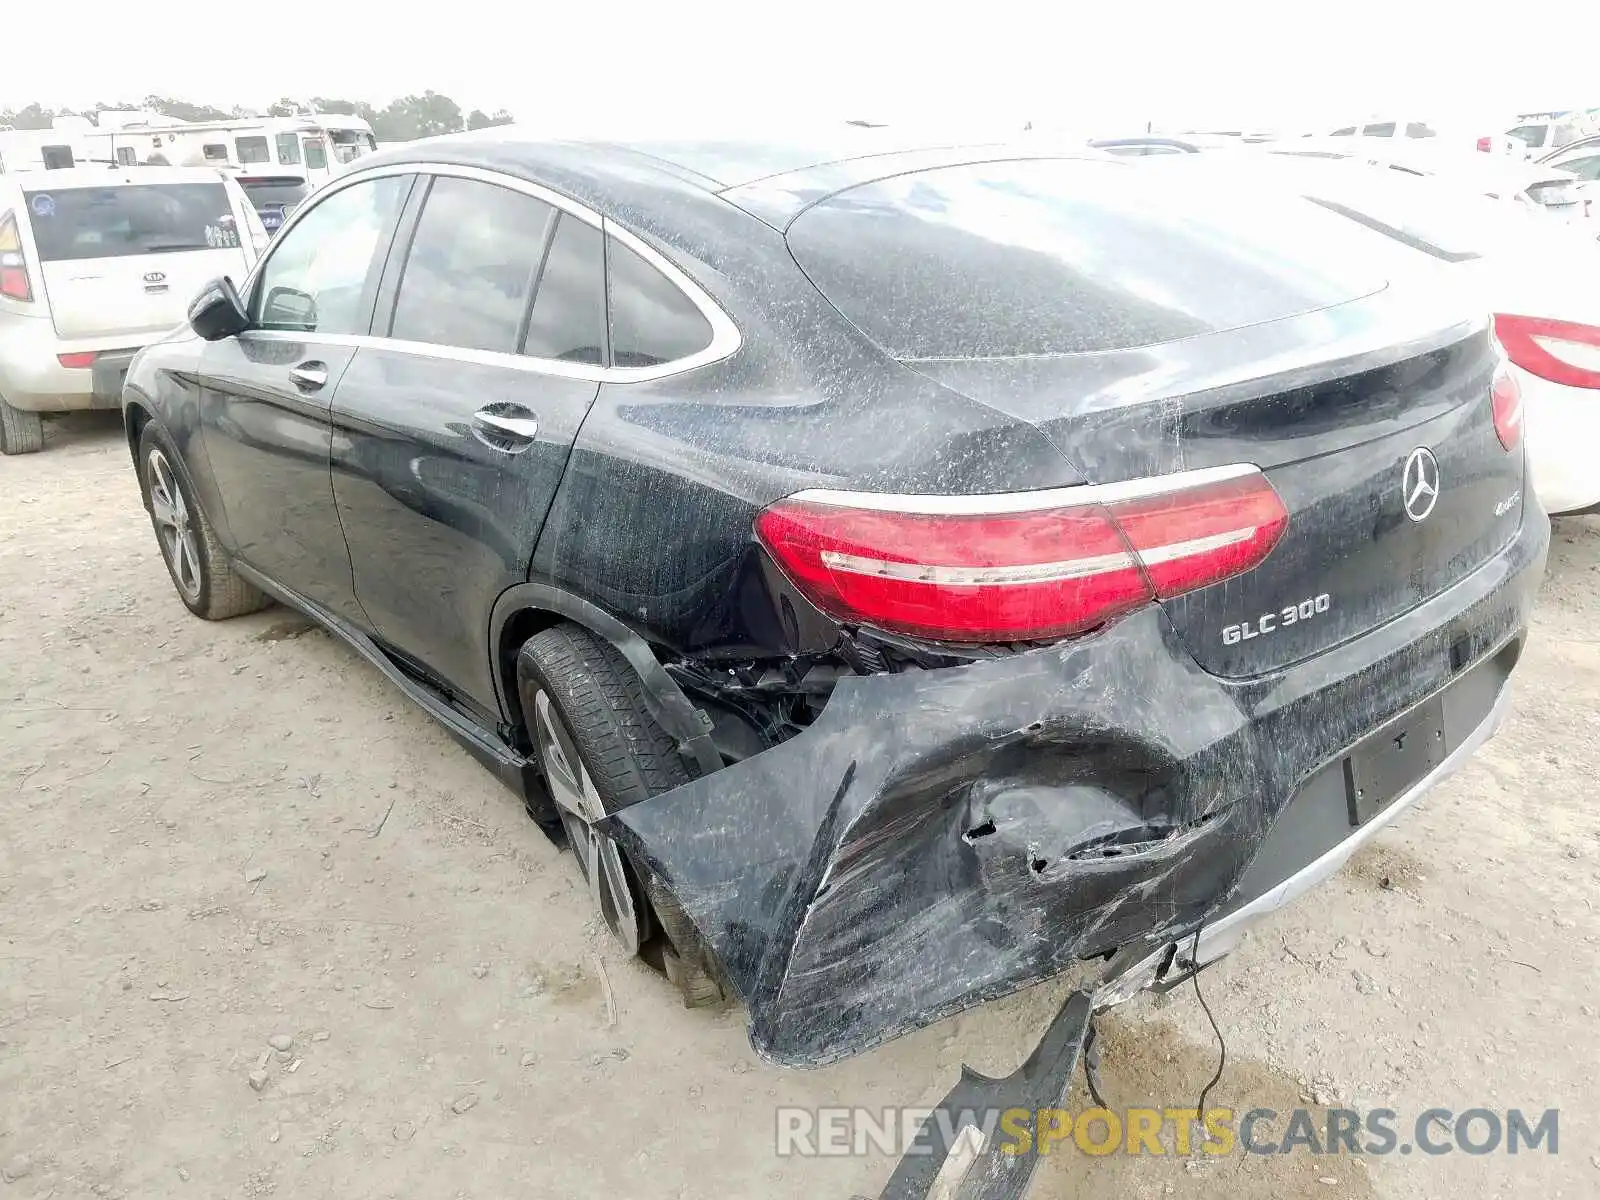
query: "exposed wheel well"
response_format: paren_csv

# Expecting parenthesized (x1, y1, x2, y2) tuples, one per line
(496, 606, 566, 748)
(123, 399, 151, 478)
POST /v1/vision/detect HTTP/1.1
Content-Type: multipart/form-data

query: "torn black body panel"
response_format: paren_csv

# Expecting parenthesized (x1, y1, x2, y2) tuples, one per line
(609, 511, 1546, 1067)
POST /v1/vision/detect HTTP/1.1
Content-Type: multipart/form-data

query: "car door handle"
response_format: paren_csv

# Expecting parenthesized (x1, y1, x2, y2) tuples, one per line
(288, 362, 328, 391)
(473, 409, 539, 441)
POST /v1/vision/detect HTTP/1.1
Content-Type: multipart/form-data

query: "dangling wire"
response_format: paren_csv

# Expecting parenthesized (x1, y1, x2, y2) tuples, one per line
(1082, 926, 1229, 1130)
(1190, 926, 1227, 1120)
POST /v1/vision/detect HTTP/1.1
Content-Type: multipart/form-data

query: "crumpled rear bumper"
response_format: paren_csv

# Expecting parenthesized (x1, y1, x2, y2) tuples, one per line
(609, 510, 1548, 1067)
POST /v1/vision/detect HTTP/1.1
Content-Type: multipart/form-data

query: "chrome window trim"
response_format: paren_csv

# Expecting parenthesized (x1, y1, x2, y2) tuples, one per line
(786, 463, 1261, 515)
(239, 160, 740, 385)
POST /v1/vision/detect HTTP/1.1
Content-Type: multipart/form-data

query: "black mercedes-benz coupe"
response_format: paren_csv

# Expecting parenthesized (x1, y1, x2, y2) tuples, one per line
(121, 128, 1548, 1068)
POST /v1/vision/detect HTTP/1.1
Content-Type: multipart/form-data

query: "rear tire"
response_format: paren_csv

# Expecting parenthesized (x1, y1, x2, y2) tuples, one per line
(0, 397, 44, 455)
(517, 624, 726, 1004)
(137, 423, 270, 620)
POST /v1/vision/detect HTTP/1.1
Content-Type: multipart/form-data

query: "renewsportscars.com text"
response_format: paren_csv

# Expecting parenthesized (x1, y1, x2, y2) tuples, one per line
(775, 1105, 1560, 1159)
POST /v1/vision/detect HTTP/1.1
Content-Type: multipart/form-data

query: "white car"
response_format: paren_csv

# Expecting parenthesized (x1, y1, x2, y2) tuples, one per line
(1138, 153, 1600, 514)
(1324, 117, 1521, 157)
(1259, 140, 1593, 228)
(1537, 134, 1600, 181)
(0, 166, 267, 453)
(1506, 115, 1600, 159)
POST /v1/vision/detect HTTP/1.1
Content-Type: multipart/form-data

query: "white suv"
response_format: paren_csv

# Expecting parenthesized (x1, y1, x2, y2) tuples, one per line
(0, 166, 266, 453)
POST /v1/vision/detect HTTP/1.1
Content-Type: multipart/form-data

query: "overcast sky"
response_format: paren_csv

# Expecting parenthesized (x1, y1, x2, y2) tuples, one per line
(8, 0, 1598, 133)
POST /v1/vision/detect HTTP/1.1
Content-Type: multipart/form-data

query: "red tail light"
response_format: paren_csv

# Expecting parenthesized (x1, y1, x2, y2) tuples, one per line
(754, 466, 1288, 643)
(1491, 366, 1523, 451)
(0, 212, 32, 302)
(56, 352, 98, 369)
(1476, 136, 1493, 153)
(1494, 313, 1600, 390)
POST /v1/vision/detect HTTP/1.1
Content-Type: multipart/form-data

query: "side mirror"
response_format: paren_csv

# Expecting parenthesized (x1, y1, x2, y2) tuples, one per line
(188, 276, 249, 341)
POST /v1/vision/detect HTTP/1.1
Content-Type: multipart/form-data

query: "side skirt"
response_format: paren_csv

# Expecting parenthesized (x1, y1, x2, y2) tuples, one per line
(233, 561, 542, 807)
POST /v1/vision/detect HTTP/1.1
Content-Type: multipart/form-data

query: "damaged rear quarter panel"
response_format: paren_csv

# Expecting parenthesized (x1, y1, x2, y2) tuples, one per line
(608, 517, 1544, 1067)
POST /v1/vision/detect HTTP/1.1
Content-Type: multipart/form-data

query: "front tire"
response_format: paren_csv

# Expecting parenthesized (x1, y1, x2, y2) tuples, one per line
(137, 424, 269, 620)
(0, 397, 44, 455)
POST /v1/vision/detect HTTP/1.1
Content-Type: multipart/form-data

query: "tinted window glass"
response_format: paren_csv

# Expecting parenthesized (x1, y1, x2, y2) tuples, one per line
(253, 175, 407, 333)
(607, 238, 712, 368)
(1404, 122, 1436, 138)
(236, 136, 271, 164)
(786, 159, 1384, 360)
(521, 215, 606, 365)
(24, 184, 238, 261)
(1331, 126, 1357, 136)
(1361, 122, 1396, 137)
(303, 138, 327, 169)
(275, 133, 301, 165)
(240, 178, 311, 211)
(389, 176, 555, 354)
(202, 143, 228, 162)
(1508, 124, 1548, 148)
(1560, 154, 1600, 180)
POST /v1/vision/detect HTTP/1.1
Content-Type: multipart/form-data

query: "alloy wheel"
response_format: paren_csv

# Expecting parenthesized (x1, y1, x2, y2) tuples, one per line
(530, 688, 648, 955)
(147, 448, 203, 602)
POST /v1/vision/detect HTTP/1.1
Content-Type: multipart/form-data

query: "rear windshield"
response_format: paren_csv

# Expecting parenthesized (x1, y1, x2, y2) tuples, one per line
(786, 159, 1385, 360)
(22, 183, 238, 261)
(239, 179, 310, 210)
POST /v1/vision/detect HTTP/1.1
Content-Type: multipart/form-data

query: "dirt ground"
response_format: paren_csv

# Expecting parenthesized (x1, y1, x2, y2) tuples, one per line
(3, 413, 1598, 1200)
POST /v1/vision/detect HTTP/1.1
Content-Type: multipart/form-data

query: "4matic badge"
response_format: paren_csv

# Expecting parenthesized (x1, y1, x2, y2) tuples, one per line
(1223, 593, 1332, 646)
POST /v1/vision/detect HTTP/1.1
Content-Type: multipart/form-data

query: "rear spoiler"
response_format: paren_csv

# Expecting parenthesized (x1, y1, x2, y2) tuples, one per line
(235, 176, 306, 187)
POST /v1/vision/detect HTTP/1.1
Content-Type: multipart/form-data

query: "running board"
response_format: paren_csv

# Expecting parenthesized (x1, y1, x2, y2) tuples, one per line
(233, 563, 537, 800)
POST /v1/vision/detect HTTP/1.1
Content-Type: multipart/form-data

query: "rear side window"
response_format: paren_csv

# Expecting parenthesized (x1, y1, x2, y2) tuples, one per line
(23, 184, 239, 261)
(303, 138, 327, 170)
(521, 215, 606, 365)
(1404, 122, 1436, 138)
(1361, 122, 1396, 137)
(1559, 154, 1600, 180)
(786, 159, 1385, 360)
(1508, 124, 1548, 148)
(388, 176, 556, 354)
(606, 238, 712, 368)
(275, 133, 301, 165)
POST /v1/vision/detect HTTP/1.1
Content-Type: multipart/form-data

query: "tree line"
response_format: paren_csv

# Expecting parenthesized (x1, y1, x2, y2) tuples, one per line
(1, 93, 514, 141)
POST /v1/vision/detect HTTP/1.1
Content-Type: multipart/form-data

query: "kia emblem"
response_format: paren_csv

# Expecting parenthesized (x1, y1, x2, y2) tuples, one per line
(144, 271, 167, 284)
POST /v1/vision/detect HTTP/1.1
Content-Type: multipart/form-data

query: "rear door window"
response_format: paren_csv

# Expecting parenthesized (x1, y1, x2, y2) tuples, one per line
(23, 183, 240, 261)
(275, 133, 302, 165)
(387, 175, 556, 354)
(1361, 122, 1397, 137)
(606, 238, 712, 367)
(303, 138, 328, 170)
(1508, 124, 1548, 149)
(521, 215, 606, 365)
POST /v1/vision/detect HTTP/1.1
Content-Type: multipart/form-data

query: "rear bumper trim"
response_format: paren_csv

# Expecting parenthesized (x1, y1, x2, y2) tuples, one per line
(1095, 671, 1514, 1010)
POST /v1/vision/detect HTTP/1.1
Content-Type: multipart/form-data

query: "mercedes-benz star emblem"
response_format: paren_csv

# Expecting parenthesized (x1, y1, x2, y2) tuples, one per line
(1402, 447, 1440, 523)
